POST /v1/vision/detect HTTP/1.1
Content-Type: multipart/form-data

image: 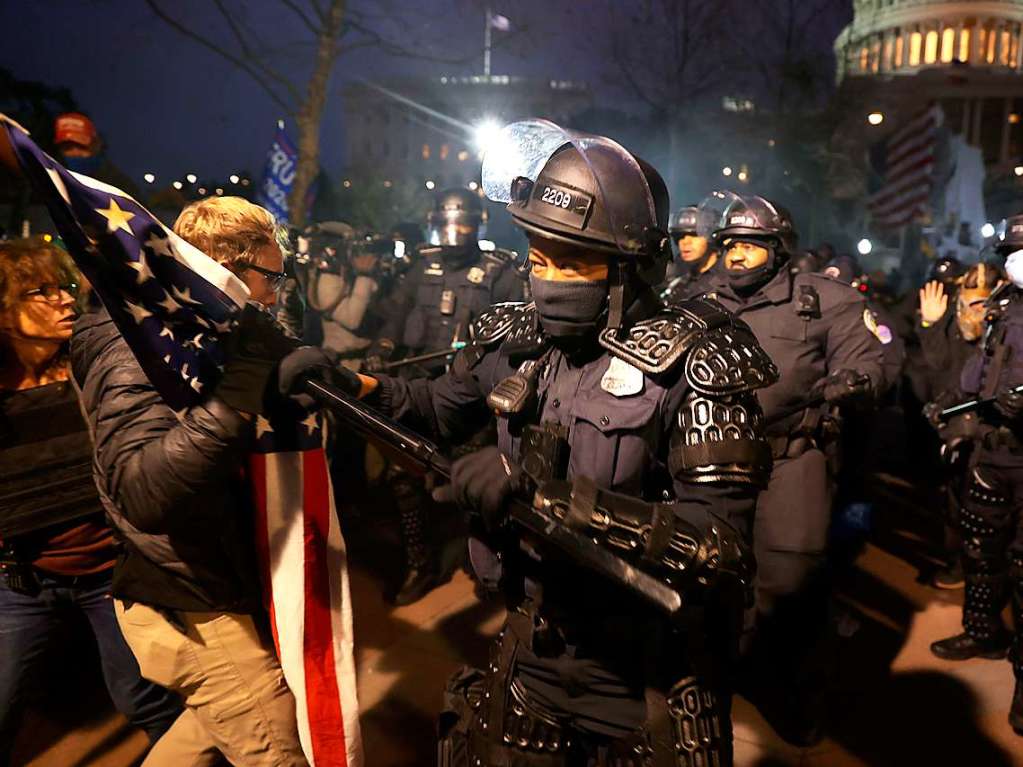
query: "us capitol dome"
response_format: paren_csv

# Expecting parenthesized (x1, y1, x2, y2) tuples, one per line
(836, 0, 1023, 79)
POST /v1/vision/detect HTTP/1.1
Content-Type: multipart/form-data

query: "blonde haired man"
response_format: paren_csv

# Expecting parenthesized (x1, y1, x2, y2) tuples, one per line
(70, 195, 329, 766)
(175, 197, 289, 308)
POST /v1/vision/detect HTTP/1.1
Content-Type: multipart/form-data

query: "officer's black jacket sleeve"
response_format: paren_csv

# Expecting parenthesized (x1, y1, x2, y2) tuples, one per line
(491, 264, 526, 304)
(825, 297, 886, 395)
(660, 380, 762, 543)
(370, 347, 499, 446)
(375, 270, 417, 344)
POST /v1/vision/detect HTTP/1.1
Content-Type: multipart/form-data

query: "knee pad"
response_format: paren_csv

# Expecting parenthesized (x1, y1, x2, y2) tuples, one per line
(665, 677, 728, 766)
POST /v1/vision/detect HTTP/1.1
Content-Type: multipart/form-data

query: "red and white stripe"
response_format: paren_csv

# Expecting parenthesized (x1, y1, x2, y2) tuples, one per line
(868, 104, 944, 228)
(252, 430, 363, 767)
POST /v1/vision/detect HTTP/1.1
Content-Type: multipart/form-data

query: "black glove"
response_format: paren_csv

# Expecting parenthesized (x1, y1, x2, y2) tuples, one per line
(277, 347, 363, 409)
(363, 339, 396, 373)
(432, 446, 523, 530)
(995, 387, 1023, 422)
(817, 368, 872, 406)
(215, 303, 301, 414)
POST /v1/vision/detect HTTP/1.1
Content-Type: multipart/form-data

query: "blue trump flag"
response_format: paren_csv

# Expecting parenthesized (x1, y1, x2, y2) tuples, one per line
(256, 121, 298, 225)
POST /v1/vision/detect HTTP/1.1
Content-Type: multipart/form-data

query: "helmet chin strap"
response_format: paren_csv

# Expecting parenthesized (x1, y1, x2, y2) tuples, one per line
(607, 259, 631, 332)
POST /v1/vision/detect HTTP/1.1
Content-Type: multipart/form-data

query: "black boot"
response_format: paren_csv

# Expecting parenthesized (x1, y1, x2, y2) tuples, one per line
(393, 565, 442, 606)
(930, 631, 1009, 660)
(392, 487, 441, 606)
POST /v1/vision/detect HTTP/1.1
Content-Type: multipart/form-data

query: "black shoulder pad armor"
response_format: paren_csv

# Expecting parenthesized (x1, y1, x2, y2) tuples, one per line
(481, 247, 518, 268)
(597, 297, 733, 375)
(685, 320, 779, 396)
(470, 302, 531, 347)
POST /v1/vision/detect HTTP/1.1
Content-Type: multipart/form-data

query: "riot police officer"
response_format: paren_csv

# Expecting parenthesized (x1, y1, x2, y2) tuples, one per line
(930, 214, 1023, 734)
(370, 188, 525, 370)
(364, 120, 777, 765)
(660, 202, 719, 304)
(368, 188, 525, 605)
(703, 195, 886, 745)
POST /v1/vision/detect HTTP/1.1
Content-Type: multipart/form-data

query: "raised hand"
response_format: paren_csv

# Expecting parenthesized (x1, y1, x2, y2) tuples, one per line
(918, 280, 949, 325)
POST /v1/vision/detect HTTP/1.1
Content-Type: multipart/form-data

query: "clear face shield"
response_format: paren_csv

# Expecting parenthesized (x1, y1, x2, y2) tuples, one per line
(426, 210, 480, 249)
(481, 119, 667, 330)
(481, 119, 661, 259)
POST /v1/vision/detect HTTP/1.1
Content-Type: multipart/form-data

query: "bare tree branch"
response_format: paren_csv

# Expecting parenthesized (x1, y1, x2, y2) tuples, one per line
(279, 0, 321, 36)
(211, 0, 302, 102)
(145, 0, 294, 112)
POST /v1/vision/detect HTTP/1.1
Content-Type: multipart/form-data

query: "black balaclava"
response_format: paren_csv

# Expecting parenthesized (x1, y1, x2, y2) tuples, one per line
(726, 238, 787, 296)
(529, 273, 609, 338)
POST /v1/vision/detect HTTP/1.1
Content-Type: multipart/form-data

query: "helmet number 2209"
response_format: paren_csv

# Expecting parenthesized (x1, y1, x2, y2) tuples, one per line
(540, 186, 572, 209)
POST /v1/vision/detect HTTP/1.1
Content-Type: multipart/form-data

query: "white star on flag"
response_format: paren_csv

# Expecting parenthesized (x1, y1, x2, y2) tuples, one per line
(128, 250, 155, 285)
(256, 416, 274, 439)
(157, 292, 180, 314)
(159, 325, 175, 341)
(171, 285, 201, 305)
(124, 300, 152, 325)
(145, 232, 175, 258)
(302, 412, 320, 435)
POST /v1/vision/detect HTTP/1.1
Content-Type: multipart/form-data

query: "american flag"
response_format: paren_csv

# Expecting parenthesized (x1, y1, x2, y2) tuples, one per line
(3, 118, 362, 767)
(867, 104, 944, 228)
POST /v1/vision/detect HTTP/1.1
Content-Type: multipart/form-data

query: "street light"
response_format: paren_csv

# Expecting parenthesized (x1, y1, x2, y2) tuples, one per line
(425, 180, 436, 190)
(172, 181, 183, 190)
(186, 173, 197, 184)
(143, 172, 155, 184)
(737, 170, 749, 182)
(857, 238, 872, 255)
(982, 222, 996, 238)
(867, 112, 884, 126)
(229, 174, 240, 184)
(468, 181, 479, 190)
(722, 166, 733, 177)
(1015, 166, 1023, 177)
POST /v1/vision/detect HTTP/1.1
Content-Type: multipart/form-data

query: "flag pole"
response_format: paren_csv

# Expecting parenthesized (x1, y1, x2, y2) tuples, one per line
(484, 6, 492, 77)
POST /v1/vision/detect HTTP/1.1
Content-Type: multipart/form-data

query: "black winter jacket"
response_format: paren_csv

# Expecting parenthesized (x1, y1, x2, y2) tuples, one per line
(71, 310, 262, 613)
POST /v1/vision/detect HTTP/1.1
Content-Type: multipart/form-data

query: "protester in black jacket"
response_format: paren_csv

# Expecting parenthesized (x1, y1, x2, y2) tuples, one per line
(71, 196, 319, 766)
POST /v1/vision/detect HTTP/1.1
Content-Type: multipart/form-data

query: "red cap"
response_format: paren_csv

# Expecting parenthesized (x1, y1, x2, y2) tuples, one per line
(54, 113, 97, 148)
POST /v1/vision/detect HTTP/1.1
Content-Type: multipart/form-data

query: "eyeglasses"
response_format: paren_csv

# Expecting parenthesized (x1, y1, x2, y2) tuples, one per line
(238, 262, 287, 291)
(20, 283, 79, 302)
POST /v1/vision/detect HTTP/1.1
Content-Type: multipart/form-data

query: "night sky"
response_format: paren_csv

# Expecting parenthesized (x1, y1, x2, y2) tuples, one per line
(0, 0, 851, 185)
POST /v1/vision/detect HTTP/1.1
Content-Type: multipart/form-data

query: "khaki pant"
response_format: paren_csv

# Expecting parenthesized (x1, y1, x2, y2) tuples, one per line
(115, 600, 308, 767)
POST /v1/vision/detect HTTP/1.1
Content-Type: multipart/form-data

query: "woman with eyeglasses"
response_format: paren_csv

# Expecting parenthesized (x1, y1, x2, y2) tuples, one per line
(0, 237, 181, 762)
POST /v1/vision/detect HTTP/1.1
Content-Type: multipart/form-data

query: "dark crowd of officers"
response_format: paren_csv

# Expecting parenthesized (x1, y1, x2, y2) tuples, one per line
(4, 113, 1023, 766)
(269, 121, 1023, 761)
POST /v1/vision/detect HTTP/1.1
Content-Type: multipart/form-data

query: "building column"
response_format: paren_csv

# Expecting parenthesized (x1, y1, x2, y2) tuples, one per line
(972, 18, 984, 64)
(1002, 97, 1013, 162)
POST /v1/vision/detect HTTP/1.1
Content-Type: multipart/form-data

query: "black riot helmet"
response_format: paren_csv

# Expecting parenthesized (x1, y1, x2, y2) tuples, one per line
(426, 188, 484, 249)
(713, 195, 798, 256)
(482, 119, 671, 331)
(928, 255, 965, 286)
(486, 122, 668, 262)
(669, 205, 715, 238)
(996, 213, 1023, 256)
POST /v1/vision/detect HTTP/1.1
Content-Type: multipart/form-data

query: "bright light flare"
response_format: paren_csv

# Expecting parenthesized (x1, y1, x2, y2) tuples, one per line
(868, 112, 884, 126)
(722, 166, 733, 177)
(857, 238, 872, 255)
(143, 172, 155, 183)
(982, 222, 996, 238)
(186, 173, 197, 184)
(172, 181, 183, 190)
(473, 119, 503, 154)
(229, 174, 240, 184)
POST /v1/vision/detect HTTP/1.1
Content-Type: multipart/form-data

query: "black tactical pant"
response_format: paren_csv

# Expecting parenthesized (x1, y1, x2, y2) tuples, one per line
(960, 445, 1023, 674)
(743, 448, 833, 724)
(438, 621, 733, 767)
